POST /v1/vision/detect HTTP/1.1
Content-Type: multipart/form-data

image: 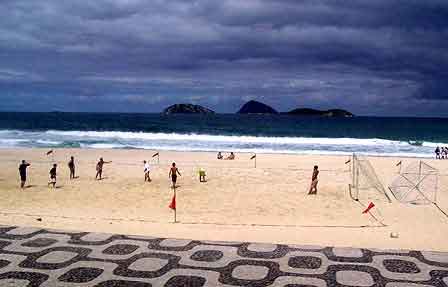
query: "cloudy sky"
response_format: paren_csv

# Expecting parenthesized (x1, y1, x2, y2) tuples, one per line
(0, 0, 447, 116)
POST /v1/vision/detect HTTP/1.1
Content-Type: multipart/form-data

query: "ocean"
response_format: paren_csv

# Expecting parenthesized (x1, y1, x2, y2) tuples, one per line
(0, 112, 447, 157)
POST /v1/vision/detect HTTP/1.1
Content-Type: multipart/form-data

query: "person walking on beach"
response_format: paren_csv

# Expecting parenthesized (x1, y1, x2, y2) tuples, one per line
(169, 162, 181, 188)
(95, 157, 112, 180)
(48, 164, 57, 188)
(68, 156, 76, 179)
(144, 160, 151, 182)
(19, 160, 30, 189)
(308, 165, 319, 195)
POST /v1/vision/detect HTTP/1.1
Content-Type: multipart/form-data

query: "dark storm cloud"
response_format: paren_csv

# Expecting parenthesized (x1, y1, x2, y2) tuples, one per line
(0, 0, 447, 116)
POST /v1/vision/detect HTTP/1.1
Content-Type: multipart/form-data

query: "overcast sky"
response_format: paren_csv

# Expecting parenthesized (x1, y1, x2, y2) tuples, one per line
(0, 0, 447, 116)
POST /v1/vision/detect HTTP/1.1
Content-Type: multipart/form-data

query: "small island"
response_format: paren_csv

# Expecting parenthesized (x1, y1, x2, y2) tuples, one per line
(162, 104, 215, 115)
(287, 108, 353, 117)
(237, 100, 278, 114)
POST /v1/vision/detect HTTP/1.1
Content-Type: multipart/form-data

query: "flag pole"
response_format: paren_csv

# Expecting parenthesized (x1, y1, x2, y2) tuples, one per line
(254, 153, 257, 168)
(173, 187, 177, 223)
(157, 152, 160, 165)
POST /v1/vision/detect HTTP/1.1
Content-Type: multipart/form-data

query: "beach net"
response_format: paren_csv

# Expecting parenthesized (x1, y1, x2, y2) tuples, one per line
(389, 161, 438, 204)
(350, 154, 392, 202)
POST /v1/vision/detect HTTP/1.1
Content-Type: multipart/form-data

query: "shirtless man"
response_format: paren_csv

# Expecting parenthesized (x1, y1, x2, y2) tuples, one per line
(48, 164, 57, 188)
(95, 158, 112, 180)
(169, 162, 181, 188)
(308, 165, 319, 195)
(68, 156, 76, 179)
(19, 160, 31, 189)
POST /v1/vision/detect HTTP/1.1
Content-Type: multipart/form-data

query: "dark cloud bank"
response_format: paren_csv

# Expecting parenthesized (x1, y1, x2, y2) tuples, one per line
(0, 0, 447, 116)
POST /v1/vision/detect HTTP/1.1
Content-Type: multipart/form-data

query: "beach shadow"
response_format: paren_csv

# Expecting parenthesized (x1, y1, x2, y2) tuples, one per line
(96, 177, 108, 181)
(54, 186, 63, 189)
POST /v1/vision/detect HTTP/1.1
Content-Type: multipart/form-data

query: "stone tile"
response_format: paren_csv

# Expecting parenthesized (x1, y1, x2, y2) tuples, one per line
(128, 257, 169, 272)
(0, 279, 29, 287)
(232, 265, 269, 280)
(190, 250, 223, 262)
(102, 244, 139, 255)
(96, 280, 152, 287)
(246, 243, 277, 252)
(22, 238, 58, 248)
(333, 247, 363, 258)
(58, 267, 104, 283)
(421, 251, 448, 263)
(288, 256, 322, 269)
(336, 270, 374, 286)
(36, 251, 78, 264)
(5, 227, 40, 235)
(159, 239, 192, 248)
(386, 283, 434, 287)
(164, 275, 206, 287)
(80, 233, 113, 242)
(383, 259, 420, 273)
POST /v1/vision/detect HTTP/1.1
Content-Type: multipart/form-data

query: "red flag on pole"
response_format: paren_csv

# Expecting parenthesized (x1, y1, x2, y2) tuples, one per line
(169, 194, 176, 210)
(250, 154, 256, 160)
(362, 202, 375, 214)
(46, 150, 53, 155)
(152, 152, 159, 158)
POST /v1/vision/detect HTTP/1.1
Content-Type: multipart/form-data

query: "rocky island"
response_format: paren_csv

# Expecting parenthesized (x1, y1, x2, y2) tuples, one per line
(162, 104, 215, 115)
(287, 108, 354, 117)
(237, 100, 278, 114)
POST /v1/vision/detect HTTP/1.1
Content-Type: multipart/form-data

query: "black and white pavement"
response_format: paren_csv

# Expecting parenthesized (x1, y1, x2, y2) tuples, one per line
(0, 225, 448, 286)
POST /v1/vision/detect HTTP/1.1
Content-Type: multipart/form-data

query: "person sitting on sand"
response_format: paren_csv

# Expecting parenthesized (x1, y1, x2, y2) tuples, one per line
(68, 156, 76, 179)
(308, 165, 319, 195)
(144, 160, 151, 182)
(225, 152, 235, 160)
(48, 164, 57, 188)
(217, 152, 223, 160)
(169, 162, 181, 188)
(95, 157, 112, 180)
(18, 160, 30, 189)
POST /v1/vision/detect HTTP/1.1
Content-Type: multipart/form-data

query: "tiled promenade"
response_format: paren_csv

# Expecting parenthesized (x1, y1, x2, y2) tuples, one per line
(0, 225, 447, 286)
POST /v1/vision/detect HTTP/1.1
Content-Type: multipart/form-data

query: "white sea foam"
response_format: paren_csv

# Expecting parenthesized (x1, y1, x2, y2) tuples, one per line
(0, 129, 444, 158)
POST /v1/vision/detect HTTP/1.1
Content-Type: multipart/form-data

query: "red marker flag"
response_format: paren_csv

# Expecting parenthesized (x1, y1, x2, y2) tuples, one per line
(396, 161, 402, 166)
(250, 154, 256, 160)
(169, 194, 176, 210)
(152, 152, 159, 158)
(46, 150, 53, 155)
(362, 202, 375, 214)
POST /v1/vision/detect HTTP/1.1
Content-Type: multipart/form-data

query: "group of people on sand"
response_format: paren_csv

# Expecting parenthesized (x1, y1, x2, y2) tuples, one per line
(18, 153, 319, 195)
(217, 152, 235, 160)
(435, 146, 448, 159)
(18, 156, 111, 189)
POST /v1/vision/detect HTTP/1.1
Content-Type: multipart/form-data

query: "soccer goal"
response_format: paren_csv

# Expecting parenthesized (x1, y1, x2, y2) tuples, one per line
(389, 161, 438, 204)
(349, 154, 392, 202)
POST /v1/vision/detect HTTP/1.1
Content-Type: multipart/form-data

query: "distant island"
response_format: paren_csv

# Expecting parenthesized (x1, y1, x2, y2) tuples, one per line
(162, 101, 353, 117)
(286, 108, 354, 117)
(162, 104, 215, 115)
(237, 100, 278, 114)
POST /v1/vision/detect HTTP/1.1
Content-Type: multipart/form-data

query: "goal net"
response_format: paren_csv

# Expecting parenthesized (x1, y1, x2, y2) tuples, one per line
(350, 154, 392, 202)
(389, 161, 438, 204)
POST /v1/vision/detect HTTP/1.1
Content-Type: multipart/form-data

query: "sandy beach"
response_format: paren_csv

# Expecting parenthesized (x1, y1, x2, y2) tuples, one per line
(0, 148, 447, 251)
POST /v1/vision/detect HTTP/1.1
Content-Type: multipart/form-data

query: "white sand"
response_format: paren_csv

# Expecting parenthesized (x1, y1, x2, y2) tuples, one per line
(0, 148, 447, 251)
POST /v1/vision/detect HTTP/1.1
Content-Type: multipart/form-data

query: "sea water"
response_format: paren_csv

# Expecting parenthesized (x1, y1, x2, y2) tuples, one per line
(0, 112, 447, 157)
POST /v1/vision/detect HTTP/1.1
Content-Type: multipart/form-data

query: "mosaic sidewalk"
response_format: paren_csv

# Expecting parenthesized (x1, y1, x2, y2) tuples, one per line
(0, 226, 448, 286)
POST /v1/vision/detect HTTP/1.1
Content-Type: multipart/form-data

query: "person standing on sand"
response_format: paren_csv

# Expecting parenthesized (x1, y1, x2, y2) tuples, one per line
(68, 156, 76, 179)
(169, 162, 181, 188)
(95, 157, 112, 180)
(144, 160, 151, 182)
(48, 164, 57, 188)
(308, 165, 319, 195)
(19, 160, 30, 189)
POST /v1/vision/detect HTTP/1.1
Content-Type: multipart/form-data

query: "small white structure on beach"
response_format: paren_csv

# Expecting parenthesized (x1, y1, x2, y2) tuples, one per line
(389, 161, 439, 204)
